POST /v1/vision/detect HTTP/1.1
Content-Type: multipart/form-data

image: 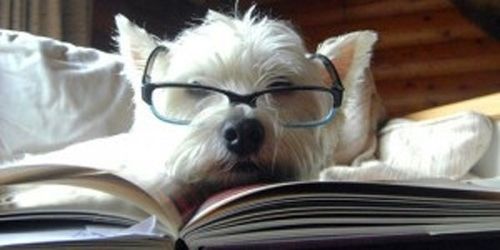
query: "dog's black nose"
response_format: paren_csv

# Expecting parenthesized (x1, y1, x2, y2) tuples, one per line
(222, 118, 265, 156)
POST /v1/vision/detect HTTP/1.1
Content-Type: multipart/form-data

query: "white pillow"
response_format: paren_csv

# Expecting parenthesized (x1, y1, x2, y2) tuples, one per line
(0, 29, 134, 163)
(378, 111, 494, 179)
(320, 112, 494, 181)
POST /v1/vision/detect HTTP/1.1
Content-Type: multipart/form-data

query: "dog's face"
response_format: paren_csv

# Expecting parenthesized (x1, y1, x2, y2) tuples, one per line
(115, 9, 374, 188)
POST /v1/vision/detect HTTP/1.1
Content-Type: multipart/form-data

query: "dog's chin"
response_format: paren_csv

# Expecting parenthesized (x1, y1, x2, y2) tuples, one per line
(199, 161, 298, 191)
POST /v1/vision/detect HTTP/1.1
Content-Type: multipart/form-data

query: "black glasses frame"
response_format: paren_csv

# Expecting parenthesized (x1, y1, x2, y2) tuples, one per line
(142, 82, 337, 107)
(140, 45, 344, 126)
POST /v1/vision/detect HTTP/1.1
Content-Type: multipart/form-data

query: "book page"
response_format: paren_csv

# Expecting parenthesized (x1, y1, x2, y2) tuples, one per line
(187, 180, 500, 227)
(0, 164, 182, 238)
(185, 182, 292, 227)
(180, 181, 500, 248)
(0, 183, 148, 225)
(0, 217, 173, 249)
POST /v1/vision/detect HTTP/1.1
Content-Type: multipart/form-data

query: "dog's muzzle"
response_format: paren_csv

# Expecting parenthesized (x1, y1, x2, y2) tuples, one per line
(221, 117, 265, 156)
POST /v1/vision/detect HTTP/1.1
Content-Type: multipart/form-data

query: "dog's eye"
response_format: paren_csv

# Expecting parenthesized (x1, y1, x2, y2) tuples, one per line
(186, 88, 211, 99)
(267, 80, 295, 99)
(185, 81, 211, 98)
(268, 81, 293, 88)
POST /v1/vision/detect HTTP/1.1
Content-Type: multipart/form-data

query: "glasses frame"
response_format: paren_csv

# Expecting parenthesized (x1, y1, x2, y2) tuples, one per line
(141, 45, 344, 128)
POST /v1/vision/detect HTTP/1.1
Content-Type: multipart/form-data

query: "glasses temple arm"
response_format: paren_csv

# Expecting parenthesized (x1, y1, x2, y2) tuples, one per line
(308, 54, 344, 90)
(308, 53, 344, 108)
(142, 45, 169, 85)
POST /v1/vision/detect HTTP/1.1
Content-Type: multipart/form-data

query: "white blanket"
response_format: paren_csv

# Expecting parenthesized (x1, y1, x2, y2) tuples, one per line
(0, 29, 133, 162)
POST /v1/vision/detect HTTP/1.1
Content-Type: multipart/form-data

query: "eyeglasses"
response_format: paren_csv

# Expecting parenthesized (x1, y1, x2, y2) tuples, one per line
(141, 46, 344, 128)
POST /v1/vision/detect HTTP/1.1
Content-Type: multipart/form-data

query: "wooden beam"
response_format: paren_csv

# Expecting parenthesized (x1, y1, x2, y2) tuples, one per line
(377, 70, 500, 95)
(372, 38, 500, 81)
(374, 38, 500, 62)
(377, 70, 500, 117)
(302, 9, 486, 50)
(291, 0, 453, 27)
(403, 92, 500, 120)
(374, 54, 500, 82)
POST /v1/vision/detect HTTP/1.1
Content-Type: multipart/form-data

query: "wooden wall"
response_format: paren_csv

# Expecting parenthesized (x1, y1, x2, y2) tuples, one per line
(92, 0, 500, 117)
(238, 0, 500, 117)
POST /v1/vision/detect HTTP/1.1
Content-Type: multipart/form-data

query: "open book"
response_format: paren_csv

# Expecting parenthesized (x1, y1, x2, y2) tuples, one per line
(2, 164, 500, 249)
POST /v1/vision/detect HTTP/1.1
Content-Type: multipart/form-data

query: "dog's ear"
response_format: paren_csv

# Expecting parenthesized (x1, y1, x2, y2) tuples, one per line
(316, 31, 377, 88)
(114, 14, 163, 82)
(317, 31, 385, 166)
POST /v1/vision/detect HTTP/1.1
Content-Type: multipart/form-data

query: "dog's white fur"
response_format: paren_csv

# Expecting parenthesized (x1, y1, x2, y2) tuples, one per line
(11, 8, 377, 191)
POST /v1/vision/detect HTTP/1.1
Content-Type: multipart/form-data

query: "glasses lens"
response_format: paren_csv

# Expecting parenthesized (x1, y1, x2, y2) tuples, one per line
(150, 86, 228, 123)
(258, 89, 334, 126)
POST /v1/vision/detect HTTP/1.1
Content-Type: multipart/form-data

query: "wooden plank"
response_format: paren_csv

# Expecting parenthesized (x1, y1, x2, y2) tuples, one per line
(377, 70, 500, 104)
(403, 92, 500, 120)
(302, 9, 486, 50)
(376, 70, 500, 95)
(382, 90, 500, 118)
(381, 87, 500, 115)
(290, 0, 453, 27)
(375, 38, 500, 62)
(377, 71, 500, 117)
(373, 52, 500, 82)
(372, 38, 500, 81)
(384, 90, 499, 118)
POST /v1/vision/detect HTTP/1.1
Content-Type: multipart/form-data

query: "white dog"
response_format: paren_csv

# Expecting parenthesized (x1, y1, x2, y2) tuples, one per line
(13, 8, 377, 192)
